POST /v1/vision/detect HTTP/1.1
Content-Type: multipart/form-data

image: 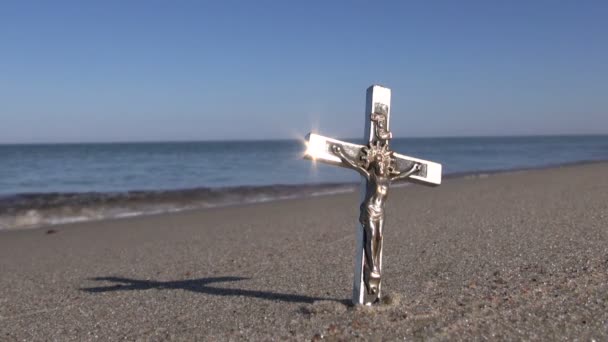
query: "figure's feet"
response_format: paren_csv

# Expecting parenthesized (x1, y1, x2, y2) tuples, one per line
(367, 276, 380, 295)
(364, 267, 381, 295)
(371, 267, 381, 279)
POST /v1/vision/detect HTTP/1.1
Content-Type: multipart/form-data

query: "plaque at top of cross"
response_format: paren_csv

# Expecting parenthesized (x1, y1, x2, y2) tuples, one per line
(304, 85, 442, 305)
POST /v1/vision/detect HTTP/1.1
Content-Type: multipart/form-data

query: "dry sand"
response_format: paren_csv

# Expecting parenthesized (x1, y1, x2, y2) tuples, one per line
(1, 163, 608, 340)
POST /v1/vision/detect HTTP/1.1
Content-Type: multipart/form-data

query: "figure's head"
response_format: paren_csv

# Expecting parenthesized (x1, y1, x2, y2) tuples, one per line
(374, 154, 389, 176)
(360, 141, 394, 176)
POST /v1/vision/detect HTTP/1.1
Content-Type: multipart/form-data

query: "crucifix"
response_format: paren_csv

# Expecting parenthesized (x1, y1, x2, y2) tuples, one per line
(304, 85, 442, 305)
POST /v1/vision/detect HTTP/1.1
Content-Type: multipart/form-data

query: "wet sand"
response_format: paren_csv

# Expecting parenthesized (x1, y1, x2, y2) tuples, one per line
(1, 163, 608, 340)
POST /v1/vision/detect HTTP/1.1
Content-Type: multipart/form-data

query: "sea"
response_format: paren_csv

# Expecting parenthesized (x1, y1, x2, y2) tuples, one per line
(1, 135, 607, 230)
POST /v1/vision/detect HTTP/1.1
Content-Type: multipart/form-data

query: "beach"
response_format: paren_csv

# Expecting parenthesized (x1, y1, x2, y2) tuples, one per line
(1, 162, 607, 340)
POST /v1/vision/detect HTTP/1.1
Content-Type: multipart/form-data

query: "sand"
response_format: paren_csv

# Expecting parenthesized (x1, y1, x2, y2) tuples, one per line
(1, 162, 607, 340)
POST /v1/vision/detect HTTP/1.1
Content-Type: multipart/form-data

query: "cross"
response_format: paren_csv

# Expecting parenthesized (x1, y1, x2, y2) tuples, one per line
(303, 85, 442, 305)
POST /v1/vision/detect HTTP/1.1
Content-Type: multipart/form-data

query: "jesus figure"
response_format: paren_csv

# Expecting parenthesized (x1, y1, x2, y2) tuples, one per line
(331, 143, 420, 296)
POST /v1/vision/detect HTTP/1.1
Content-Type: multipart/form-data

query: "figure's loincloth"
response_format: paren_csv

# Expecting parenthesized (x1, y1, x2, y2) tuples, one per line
(359, 203, 384, 223)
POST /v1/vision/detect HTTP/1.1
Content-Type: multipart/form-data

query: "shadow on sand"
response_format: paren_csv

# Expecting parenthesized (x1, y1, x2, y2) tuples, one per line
(81, 276, 348, 305)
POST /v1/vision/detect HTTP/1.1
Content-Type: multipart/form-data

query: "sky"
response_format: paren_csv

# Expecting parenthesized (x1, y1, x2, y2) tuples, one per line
(1, 1, 607, 143)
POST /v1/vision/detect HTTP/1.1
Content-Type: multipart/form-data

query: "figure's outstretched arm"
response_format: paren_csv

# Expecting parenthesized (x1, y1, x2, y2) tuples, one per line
(331, 144, 370, 179)
(390, 163, 421, 182)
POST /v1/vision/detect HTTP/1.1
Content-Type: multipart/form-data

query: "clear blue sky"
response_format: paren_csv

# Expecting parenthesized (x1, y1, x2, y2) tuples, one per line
(1, 1, 607, 143)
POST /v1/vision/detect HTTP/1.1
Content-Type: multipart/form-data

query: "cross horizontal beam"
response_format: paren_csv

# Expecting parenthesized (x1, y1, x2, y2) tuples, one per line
(304, 133, 442, 186)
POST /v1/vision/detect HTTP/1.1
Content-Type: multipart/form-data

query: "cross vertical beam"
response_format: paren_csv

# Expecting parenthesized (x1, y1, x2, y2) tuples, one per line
(353, 85, 392, 305)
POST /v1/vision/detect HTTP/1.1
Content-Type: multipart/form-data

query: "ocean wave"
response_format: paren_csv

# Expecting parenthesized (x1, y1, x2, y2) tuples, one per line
(0, 183, 358, 230)
(1, 160, 606, 231)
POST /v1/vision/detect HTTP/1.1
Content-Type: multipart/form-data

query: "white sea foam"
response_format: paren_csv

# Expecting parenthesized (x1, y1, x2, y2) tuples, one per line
(0, 183, 359, 230)
(2, 158, 606, 231)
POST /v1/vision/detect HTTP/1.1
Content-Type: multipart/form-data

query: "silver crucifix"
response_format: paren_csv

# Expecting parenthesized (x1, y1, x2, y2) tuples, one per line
(304, 85, 442, 305)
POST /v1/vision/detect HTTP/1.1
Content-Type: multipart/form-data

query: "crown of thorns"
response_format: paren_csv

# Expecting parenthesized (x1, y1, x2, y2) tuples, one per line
(359, 143, 394, 170)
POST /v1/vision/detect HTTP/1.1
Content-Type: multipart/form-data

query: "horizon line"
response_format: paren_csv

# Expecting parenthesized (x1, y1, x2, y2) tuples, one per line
(1, 133, 607, 146)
